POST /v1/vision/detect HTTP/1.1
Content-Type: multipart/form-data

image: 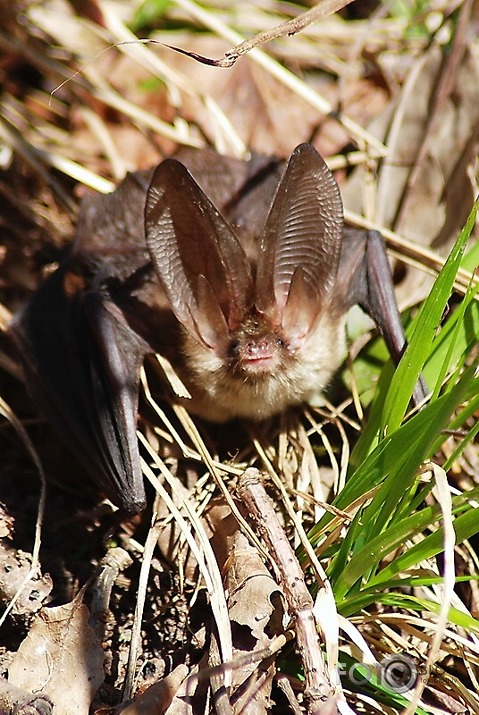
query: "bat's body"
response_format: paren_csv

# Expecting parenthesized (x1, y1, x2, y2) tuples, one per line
(10, 145, 420, 512)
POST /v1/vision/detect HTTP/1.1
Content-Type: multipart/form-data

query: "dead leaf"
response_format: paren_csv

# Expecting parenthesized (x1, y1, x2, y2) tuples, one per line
(118, 664, 188, 715)
(0, 544, 52, 617)
(8, 599, 104, 715)
(342, 42, 479, 305)
(0, 677, 53, 714)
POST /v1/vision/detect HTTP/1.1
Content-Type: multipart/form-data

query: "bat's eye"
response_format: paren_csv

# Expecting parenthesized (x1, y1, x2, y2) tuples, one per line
(229, 339, 240, 356)
(276, 337, 286, 349)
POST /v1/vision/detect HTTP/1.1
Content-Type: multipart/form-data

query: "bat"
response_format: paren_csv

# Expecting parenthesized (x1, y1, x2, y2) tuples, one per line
(10, 144, 425, 512)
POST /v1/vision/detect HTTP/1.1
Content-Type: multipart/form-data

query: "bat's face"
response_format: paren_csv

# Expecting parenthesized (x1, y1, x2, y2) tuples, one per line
(178, 314, 345, 422)
(179, 308, 347, 422)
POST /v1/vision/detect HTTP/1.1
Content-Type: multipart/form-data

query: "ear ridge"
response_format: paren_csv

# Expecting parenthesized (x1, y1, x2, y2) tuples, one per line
(255, 143, 343, 334)
(192, 274, 229, 348)
(145, 158, 252, 348)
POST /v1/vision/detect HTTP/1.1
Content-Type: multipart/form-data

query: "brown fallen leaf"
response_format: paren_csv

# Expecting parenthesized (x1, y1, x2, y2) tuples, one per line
(0, 544, 52, 618)
(8, 597, 105, 715)
(0, 677, 53, 714)
(117, 664, 189, 715)
(342, 40, 479, 305)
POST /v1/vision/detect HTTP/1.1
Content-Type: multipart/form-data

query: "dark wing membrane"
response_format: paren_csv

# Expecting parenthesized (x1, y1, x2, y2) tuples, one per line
(255, 144, 343, 339)
(75, 169, 153, 257)
(145, 159, 253, 346)
(337, 228, 428, 406)
(10, 264, 149, 512)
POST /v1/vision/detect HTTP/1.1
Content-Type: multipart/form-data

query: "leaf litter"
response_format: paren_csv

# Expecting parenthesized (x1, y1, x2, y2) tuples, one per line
(0, 1, 479, 714)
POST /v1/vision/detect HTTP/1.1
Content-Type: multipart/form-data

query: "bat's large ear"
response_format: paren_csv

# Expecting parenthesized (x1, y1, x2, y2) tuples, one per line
(145, 159, 253, 349)
(255, 144, 343, 346)
(10, 267, 148, 513)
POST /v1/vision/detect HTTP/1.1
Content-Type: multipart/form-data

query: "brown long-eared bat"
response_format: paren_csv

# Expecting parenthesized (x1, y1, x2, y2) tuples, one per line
(10, 144, 425, 512)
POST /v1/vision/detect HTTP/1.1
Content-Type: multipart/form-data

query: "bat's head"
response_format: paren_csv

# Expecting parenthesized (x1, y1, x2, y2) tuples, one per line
(145, 143, 345, 421)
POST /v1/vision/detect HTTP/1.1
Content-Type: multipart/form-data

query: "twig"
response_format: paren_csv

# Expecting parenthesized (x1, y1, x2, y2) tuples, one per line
(237, 468, 335, 713)
(168, 0, 354, 67)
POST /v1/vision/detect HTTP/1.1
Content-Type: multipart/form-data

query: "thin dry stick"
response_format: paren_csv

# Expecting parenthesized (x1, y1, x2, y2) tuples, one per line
(252, 437, 331, 588)
(123, 522, 162, 702)
(172, 0, 355, 67)
(237, 468, 334, 710)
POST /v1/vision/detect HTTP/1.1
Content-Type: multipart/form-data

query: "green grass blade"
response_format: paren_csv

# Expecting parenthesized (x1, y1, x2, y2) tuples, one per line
(381, 201, 477, 432)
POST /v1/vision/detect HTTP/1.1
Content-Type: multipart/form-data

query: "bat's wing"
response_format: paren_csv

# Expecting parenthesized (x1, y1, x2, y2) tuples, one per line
(10, 259, 150, 512)
(337, 228, 427, 405)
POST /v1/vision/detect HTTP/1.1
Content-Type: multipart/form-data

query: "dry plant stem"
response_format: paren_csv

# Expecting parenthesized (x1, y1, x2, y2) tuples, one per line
(237, 468, 334, 710)
(123, 523, 162, 703)
(184, 0, 355, 66)
(252, 436, 341, 694)
(252, 438, 332, 591)
(275, 674, 303, 715)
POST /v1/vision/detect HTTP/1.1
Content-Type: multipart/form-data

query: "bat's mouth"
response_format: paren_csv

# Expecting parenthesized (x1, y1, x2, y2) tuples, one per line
(244, 353, 275, 367)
